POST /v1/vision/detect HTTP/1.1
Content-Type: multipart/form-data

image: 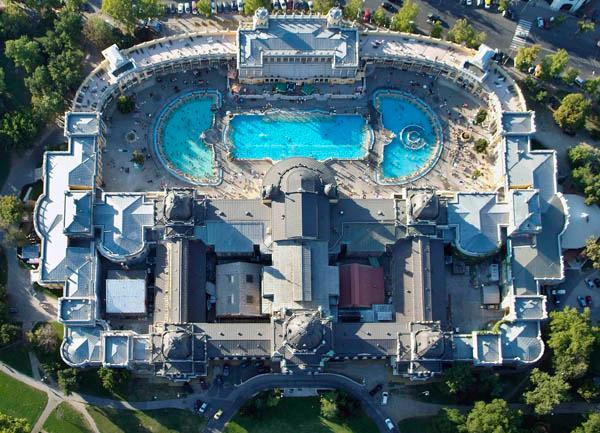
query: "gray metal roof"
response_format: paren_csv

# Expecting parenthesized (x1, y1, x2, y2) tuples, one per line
(104, 335, 129, 366)
(510, 189, 542, 235)
(63, 191, 93, 235)
(216, 262, 262, 316)
(332, 323, 397, 356)
(196, 221, 265, 253)
(502, 112, 535, 135)
(474, 333, 501, 364)
(238, 16, 358, 68)
(499, 321, 542, 363)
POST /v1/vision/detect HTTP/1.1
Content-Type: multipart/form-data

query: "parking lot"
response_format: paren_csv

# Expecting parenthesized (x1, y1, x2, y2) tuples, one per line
(549, 269, 600, 322)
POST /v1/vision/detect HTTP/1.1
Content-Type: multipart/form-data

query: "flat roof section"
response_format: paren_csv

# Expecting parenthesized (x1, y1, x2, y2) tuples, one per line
(339, 264, 384, 308)
(106, 278, 146, 314)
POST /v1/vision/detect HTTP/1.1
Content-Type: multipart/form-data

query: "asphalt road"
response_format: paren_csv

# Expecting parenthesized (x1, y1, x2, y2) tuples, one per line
(203, 373, 393, 433)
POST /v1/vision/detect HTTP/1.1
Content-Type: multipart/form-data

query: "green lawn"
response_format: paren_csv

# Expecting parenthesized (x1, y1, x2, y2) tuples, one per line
(224, 397, 378, 433)
(0, 342, 32, 376)
(397, 414, 455, 433)
(87, 407, 206, 433)
(44, 402, 92, 433)
(0, 370, 47, 426)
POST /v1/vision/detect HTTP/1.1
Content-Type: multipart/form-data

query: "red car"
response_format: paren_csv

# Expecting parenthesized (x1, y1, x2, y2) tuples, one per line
(585, 295, 593, 308)
(363, 8, 371, 22)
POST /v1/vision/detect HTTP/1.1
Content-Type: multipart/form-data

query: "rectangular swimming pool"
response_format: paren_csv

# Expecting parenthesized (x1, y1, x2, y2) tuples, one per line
(227, 111, 371, 161)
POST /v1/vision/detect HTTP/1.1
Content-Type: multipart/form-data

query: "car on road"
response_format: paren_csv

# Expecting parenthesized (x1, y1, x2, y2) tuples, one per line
(586, 295, 593, 307)
(578, 296, 587, 308)
(381, 2, 397, 13)
(536, 17, 545, 28)
(427, 14, 442, 24)
(199, 402, 209, 414)
(214, 409, 223, 420)
(381, 391, 389, 405)
(369, 383, 383, 396)
(585, 278, 595, 289)
(465, 0, 473, 6)
(594, 278, 600, 287)
(223, 364, 230, 376)
(385, 418, 395, 431)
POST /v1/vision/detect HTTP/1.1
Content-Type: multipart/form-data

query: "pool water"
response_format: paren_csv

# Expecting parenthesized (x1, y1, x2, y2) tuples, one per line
(228, 112, 370, 160)
(159, 96, 215, 179)
(377, 94, 441, 180)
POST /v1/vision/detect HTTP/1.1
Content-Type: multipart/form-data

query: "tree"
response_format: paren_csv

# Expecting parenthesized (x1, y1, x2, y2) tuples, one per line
(430, 21, 443, 39)
(539, 49, 569, 81)
(320, 392, 339, 419)
(553, 93, 590, 131)
(547, 307, 597, 380)
(577, 380, 600, 402)
(584, 77, 600, 98)
(244, 0, 269, 15)
(584, 237, 600, 269)
(102, 0, 162, 33)
(443, 363, 475, 395)
(4, 36, 43, 74)
(562, 67, 580, 86)
(0, 323, 21, 346)
(0, 412, 30, 433)
(98, 367, 132, 393)
(0, 3, 32, 40)
(117, 95, 136, 113)
(197, 0, 212, 16)
(498, 0, 508, 11)
(54, 9, 83, 43)
(514, 44, 540, 72)
(312, 0, 334, 14)
(0, 110, 39, 151)
(436, 408, 465, 433)
(390, 0, 419, 33)
(0, 68, 6, 100)
(343, 0, 363, 20)
(57, 368, 79, 395)
(27, 323, 60, 354)
(474, 139, 488, 153)
(47, 49, 85, 93)
(572, 413, 600, 433)
(373, 8, 387, 27)
(578, 20, 595, 33)
(524, 369, 570, 415)
(447, 19, 486, 49)
(2, 226, 27, 248)
(568, 144, 600, 205)
(0, 196, 23, 230)
(83, 17, 117, 50)
(464, 399, 522, 433)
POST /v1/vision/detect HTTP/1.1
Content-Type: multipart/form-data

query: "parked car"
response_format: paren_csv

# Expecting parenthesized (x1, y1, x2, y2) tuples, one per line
(214, 409, 223, 420)
(594, 277, 600, 287)
(577, 296, 587, 308)
(238, 0, 244, 11)
(185, 2, 192, 13)
(381, 391, 389, 405)
(194, 400, 202, 411)
(585, 278, 595, 289)
(369, 383, 383, 396)
(192, 1, 198, 13)
(465, 0, 473, 6)
(199, 402, 209, 414)
(382, 2, 397, 13)
(550, 288, 566, 295)
(586, 295, 593, 307)
(536, 17, 544, 28)
(502, 9, 515, 19)
(385, 418, 395, 431)
(427, 14, 442, 23)
(170, 3, 177, 13)
(223, 364, 230, 376)
(177, 2, 184, 13)
(363, 8, 371, 22)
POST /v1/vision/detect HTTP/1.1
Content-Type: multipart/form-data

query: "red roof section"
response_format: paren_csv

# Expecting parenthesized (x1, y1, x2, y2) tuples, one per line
(339, 264, 385, 308)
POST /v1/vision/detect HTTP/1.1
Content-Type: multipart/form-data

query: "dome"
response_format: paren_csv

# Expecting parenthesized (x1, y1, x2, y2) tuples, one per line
(262, 158, 336, 195)
(164, 190, 193, 222)
(285, 312, 324, 351)
(162, 331, 191, 360)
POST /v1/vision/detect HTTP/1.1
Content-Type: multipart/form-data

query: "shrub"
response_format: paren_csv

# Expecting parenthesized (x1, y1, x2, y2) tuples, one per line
(474, 138, 488, 153)
(117, 94, 135, 114)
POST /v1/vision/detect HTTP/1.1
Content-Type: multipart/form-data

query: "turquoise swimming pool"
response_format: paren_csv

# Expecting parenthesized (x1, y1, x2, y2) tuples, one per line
(227, 111, 371, 160)
(157, 95, 216, 181)
(376, 92, 442, 181)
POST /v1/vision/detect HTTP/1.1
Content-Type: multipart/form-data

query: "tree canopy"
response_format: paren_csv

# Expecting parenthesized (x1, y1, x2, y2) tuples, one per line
(572, 413, 600, 433)
(390, 0, 419, 33)
(312, 0, 334, 14)
(102, 0, 162, 33)
(244, 0, 269, 15)
(447, 19, 486, 49)
(553, 93, 590, 131)
(584, 237, 600, 269)
(443, 363, 475, 396)
(372, 8, 387, 27)
(514, 45, 540, 72)
(0, 412, 30, 433)
(464, 399, 522, 433)
(343, 0, 363, 20)
(568, 144, 600, 205)
(539, 49, 569, 81)
(524, 368, 570, 415)
(83, 16, 118, 50)
(5, 36, 43, 74)
(98, 367, 132, 393)
(547, 307, 597, 380)
(0, 195, 23, 229)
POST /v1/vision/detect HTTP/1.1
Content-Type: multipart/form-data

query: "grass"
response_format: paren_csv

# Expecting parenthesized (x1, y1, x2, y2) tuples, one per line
(0, 342, 32, 376)
(33, 282, 62, 299)
(224, 397, 378, 433)
(87, 407, 206, 433)
(0, 370, 47, 426)
(44, 402, 92, 433)
(397, 415, 454, 433)
(77, 369, 189, 401)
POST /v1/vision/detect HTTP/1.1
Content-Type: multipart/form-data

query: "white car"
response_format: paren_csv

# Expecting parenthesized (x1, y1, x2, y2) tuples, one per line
(385, 418, 395, 431)
(465, 0, 473, 6)
(381, 391, 389, 405)
(199, 402, 208, 414)
(237, 0, 244, 11)
(177, 2, 184, 13)
(185, 2, 191, 13)
(214, 409, 223, 420)
(537, 17, 544, 28)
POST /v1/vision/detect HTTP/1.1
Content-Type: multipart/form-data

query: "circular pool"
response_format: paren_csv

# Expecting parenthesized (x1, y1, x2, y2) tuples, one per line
(374, 91, 443, 183)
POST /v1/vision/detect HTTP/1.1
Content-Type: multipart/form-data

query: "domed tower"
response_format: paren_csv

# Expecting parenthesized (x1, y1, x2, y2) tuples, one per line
(253, 7, 269, 30)
(326, 7, 343, 28)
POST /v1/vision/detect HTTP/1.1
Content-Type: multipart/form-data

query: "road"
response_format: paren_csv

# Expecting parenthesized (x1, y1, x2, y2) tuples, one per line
(203, 373, 394, 433)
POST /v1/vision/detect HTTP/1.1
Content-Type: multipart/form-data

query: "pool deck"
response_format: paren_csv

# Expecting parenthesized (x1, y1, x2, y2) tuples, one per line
(101, 66, 497, 199)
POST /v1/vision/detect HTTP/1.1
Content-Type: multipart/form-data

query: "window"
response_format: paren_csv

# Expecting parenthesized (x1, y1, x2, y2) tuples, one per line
(228, 275, 235, 284)
(246, 295, 255, 304)
(246, 274, 254, 283)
